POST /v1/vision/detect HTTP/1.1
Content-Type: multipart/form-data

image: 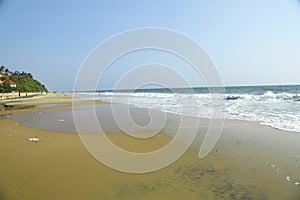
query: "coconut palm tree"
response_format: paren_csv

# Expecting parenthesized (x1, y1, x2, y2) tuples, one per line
(0, 66, 5, 74)
(4, 68, 9, 75)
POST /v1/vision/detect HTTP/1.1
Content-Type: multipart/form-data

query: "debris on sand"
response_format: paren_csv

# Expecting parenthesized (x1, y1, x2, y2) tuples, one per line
(28, 137, 39, 143)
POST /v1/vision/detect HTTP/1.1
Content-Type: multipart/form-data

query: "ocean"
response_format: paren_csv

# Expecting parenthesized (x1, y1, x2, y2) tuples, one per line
(79, 85, 300, 133)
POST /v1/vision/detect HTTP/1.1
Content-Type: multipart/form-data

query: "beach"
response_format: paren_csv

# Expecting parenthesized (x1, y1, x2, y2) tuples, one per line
(1, 0, 299, 199)
(0, 94, 300, 199)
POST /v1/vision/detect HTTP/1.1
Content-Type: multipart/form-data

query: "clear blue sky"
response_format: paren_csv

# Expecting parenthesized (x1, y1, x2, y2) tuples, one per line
(0, 0, 300, 91)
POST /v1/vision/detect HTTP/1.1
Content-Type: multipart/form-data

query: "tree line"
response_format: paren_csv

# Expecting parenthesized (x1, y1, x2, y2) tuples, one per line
(0, 66, 48, 93)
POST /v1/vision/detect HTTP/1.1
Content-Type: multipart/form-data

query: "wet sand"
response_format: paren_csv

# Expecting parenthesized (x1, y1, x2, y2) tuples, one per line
(0, 100, 300, 199)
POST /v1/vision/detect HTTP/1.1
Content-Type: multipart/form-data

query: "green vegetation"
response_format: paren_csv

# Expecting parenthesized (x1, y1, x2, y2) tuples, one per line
(0, 66, 48, 93)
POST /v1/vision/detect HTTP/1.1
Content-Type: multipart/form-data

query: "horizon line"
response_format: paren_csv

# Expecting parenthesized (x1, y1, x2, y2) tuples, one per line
(62, 83, 300, 93)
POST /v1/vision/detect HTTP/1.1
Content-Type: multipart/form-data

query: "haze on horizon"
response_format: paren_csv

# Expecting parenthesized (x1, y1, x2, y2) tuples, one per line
(0, 0, 300, 91)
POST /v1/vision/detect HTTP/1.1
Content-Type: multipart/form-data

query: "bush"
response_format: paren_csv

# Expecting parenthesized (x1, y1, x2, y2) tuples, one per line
(0, 83, 12, 93)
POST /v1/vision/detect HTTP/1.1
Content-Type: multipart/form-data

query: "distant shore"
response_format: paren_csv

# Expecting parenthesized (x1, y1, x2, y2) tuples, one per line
(0, 95, 300, 199)
(0, 92, 106, 114)
(0, 92, 45, 99)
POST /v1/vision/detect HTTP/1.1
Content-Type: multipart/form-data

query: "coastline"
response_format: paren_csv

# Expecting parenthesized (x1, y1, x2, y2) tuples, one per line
(0, 92, 44, 100)
(0, 93, 107, 116)
(0, 95, 300, 199)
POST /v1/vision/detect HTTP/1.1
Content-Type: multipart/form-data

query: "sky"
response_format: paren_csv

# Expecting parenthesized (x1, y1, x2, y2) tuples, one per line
(0, 0, 300, 91)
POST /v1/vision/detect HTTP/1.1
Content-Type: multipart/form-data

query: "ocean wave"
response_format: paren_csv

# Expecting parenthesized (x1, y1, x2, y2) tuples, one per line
(225, 91, 300, 101)
(96, 90, 300, 133)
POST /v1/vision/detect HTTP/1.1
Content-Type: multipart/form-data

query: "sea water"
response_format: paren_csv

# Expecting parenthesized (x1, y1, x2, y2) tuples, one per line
(83, 85, 300, 133)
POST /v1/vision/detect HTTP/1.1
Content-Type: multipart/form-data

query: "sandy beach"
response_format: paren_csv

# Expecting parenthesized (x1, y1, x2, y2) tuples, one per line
(2, 0, 300, 199)
(0, 92, 43, 100)
(0, 94, 300, 199)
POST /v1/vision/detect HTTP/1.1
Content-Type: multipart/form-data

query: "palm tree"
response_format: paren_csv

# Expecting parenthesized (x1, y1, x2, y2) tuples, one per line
(27, 73, 33, 79)
(4, 68, 9, 75)
(0, 66, 4, 74)
(4, 68, 10, 75)
(12, 70, 20, 76)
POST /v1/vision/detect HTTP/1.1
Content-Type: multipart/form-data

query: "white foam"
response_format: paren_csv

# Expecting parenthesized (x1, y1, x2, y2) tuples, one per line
(97, 91, 300, 133)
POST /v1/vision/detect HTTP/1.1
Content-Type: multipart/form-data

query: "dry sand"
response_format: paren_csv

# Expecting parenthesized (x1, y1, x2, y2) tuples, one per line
(0, 94, 300, 199)
(0, 93, 106, 116)
(0, 92, 44, 100)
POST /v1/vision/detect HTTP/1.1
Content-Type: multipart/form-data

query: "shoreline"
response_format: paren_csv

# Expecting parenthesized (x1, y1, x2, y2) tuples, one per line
(0, 96, 300, 199)
(0, 92, 108, 116)
(0, 92, 44, 100)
